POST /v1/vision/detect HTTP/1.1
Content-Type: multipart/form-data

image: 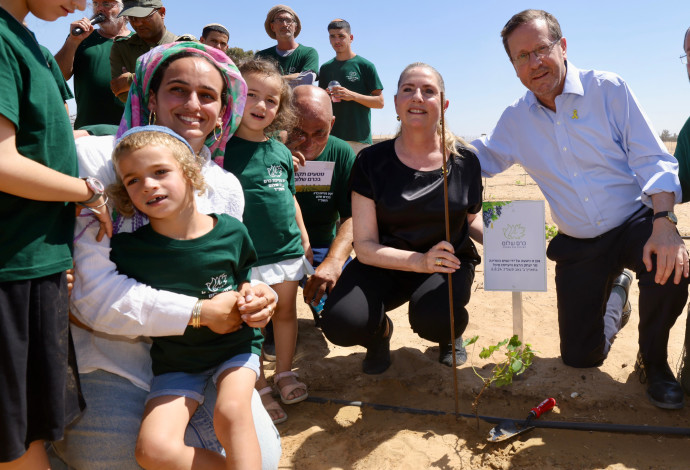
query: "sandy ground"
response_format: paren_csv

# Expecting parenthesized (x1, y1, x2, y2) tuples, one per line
(268, 160, 690, 470)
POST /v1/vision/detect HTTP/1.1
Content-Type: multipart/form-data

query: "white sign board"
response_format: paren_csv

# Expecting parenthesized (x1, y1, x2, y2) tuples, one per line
(295, 161, 335, 192)
(483, 201, 547, 292)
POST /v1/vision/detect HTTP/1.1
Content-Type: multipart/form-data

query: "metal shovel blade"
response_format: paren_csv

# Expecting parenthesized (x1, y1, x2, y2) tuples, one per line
(487, 398, 557, 443)
(488, 420, 534, 442)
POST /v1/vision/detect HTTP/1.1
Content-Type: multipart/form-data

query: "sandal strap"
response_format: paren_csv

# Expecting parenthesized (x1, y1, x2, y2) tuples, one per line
(279, 381, 306, 399)
(258, 386, 273, 397)
(274, 370, 298, 382)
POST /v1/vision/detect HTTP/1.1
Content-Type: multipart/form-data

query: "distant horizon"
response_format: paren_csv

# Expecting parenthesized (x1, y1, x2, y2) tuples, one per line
(28, 1, 690, 138)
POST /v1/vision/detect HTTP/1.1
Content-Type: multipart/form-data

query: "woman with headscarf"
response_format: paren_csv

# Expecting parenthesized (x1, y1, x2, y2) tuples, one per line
(50, 42, 281, 470)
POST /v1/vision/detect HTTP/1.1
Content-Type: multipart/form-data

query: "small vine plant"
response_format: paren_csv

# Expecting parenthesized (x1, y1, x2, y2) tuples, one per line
(462, 335, 535, 418)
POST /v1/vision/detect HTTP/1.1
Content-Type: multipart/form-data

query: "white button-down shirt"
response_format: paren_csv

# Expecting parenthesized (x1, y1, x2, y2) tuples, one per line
(473, 63, 680, 238)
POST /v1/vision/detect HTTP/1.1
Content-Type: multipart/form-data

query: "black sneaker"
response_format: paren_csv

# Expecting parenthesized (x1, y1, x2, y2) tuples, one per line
(439, 336, 467, 367)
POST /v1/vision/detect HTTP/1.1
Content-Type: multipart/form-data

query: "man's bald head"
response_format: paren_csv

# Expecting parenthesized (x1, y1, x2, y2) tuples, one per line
(293, 86, 333, 121)
(290, 86, 335, 160)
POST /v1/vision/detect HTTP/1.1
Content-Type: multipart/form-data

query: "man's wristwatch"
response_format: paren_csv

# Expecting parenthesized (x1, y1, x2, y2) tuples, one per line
(80, 177, 105, 205)
(652, 211, 678, 225)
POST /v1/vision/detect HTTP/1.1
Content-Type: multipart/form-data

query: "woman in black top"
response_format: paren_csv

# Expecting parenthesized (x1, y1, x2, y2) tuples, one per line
(321, 63, 483, 374)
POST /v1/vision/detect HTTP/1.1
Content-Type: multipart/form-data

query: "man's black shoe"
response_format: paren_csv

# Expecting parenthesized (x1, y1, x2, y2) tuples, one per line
(613, 270, 633, 328)
(636, 353, 685, 409)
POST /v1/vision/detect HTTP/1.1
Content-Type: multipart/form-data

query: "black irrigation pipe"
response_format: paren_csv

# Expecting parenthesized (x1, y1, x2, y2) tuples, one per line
(305, 396, 690, 437)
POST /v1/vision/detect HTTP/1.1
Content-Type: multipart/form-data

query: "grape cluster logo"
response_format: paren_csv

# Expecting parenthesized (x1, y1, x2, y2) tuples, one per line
(482, 201, 510, 229)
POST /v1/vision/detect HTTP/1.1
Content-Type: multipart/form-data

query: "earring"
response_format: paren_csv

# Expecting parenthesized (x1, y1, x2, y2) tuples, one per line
(396, 115, 401, 121)
(148, 112, 156, 126)
(213, 122, 223, 142)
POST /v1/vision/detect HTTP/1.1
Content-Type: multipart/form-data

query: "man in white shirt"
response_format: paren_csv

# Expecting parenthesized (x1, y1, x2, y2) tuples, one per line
(472, 9, 688, 409)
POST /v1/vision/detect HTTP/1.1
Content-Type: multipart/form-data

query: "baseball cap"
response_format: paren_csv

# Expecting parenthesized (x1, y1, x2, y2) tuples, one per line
(118, 0, 163, 18)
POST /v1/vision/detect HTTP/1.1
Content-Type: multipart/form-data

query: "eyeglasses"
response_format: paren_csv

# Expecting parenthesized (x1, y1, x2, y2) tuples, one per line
(273, 17, 295, 25)
(91, 1, 117, 9)
(681, 55, 688, 65)
(512, 37, 562, 67)
(126, 8, 158, 22)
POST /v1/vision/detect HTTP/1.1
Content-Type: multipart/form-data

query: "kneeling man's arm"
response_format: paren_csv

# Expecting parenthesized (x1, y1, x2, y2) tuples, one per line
(303, 217, 353, 304)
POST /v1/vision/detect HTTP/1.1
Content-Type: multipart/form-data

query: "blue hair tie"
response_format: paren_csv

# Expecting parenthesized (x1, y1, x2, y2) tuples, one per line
(115, 125, 195, 156)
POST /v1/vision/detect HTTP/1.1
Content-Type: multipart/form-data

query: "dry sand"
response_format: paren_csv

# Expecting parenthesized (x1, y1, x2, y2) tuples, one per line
(268, 161, 690, 470)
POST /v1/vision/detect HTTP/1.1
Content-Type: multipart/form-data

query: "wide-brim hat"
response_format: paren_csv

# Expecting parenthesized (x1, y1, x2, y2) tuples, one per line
(118, 0, 163, 18)
(264, 5, 301, 39)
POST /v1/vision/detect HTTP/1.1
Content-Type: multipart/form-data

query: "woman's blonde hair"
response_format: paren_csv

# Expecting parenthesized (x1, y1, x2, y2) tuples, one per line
(108, 131, 206, 217)
(238, 57, 296, 136)
(395, 62, 474, 157)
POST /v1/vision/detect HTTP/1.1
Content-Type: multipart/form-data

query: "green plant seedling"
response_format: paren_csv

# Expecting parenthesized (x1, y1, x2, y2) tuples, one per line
(462, 335, 535, 421)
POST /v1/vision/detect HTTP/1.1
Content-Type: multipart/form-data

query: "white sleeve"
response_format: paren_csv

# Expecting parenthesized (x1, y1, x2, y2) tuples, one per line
(196, 160, 245, 221)
(70, 136, 194, 338)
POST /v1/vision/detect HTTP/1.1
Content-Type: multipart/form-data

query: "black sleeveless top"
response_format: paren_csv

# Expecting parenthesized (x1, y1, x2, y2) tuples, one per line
(350, 138, 482, 264)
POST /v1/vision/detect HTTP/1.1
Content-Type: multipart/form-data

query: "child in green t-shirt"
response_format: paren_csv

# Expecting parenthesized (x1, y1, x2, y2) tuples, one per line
(108, 126, 262, 469)
(0, 1, 112, 465)
(223, 57, 312, 424)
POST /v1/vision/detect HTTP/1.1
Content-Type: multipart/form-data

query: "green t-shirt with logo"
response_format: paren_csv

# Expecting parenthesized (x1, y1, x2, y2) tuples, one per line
(0, 8, 78, 282)
(295, 136, 355, 247)
(318, 55, 383, 144)
(110, 214, 263, 376)
(73, 31, 130, 128)
(255, 43, 319, 76)
(224, 136, 304, 265)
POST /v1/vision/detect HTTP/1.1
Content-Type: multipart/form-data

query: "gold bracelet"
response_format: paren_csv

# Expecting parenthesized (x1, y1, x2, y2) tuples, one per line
(191, 299, 204, 329)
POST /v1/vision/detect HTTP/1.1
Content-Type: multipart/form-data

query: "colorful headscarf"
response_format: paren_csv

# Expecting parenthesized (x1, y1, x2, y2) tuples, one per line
(117, 41, 246, 163)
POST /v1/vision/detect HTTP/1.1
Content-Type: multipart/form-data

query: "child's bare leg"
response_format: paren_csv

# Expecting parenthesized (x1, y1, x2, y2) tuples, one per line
(271, 280, 305, 401)
(255, 357, 286, 423)
(0, 440, 49, 469)
(215, 367, 261, 470)
(136, 396, 225, 470)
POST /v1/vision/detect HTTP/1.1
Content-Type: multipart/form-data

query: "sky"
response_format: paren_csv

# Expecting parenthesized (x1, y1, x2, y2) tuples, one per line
(27, 0, 690, 141)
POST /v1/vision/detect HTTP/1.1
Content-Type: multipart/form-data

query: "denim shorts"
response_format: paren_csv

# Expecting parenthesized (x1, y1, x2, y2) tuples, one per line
(147, 353, 260, 405)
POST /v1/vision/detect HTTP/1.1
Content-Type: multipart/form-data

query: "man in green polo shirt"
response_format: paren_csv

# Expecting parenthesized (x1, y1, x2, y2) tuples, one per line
(290, 85, 355, 318)
(255, 5, 318, 86)
(318, 18, 383, 154)
(55, 0, 131, 128)
(109, 0, 193, 102)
